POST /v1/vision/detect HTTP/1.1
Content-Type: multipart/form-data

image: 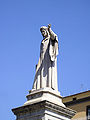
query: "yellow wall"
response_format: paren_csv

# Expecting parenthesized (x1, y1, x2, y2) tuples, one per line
(66, 101, 90, 119)
(63, 91, 90, 103)
(63, 91, 90, 119)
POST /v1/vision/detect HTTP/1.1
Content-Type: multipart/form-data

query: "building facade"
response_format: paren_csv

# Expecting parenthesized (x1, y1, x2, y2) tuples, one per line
(63, 90, 90, 120)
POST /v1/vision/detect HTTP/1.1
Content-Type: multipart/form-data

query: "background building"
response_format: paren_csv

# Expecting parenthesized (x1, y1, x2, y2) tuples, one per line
(63, 90, 90, 120)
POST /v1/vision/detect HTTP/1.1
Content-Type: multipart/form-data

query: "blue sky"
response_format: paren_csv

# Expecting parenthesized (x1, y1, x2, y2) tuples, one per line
(0, 0, 90, 119)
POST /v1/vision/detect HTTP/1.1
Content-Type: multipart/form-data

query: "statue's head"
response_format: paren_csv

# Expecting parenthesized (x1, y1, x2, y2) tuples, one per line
(40, 26, 49, 38)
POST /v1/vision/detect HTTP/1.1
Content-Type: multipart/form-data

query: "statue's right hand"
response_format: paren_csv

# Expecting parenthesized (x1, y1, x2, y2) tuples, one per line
(48, 24, 51, 28)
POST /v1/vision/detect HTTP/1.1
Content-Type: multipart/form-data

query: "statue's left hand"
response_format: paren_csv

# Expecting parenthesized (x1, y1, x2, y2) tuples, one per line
(35, 64, 37, 70)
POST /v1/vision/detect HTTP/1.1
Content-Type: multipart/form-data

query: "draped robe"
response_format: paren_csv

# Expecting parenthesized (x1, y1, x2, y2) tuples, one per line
(32, 30, 58, 91)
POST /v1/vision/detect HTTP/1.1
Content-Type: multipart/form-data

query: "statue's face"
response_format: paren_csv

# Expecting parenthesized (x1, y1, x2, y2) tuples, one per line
(41, 29, 48, 38)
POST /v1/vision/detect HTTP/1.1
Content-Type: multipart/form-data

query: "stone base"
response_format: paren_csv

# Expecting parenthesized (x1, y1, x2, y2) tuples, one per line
(24, 87, 65, 107)
(12, 88, 76, 120)
(12, 100, 76, 120)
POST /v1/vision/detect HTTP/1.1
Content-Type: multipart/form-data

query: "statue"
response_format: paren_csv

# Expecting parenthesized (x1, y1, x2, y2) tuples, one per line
(32, 24, 58, 91)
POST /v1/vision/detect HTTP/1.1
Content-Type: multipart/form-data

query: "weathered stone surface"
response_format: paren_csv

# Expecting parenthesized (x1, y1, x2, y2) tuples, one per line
(24, 88, 65, 107)
(12, 100, 76, 120)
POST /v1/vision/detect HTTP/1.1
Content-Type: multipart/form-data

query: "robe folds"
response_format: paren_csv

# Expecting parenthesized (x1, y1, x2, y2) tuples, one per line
(32, 31, 58, 91)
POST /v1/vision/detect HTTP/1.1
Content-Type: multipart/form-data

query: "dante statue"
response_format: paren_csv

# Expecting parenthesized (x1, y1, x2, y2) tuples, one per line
(32, 24, 58, 91)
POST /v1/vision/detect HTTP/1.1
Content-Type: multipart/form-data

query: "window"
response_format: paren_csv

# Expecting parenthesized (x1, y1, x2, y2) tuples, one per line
(73, 97, 77, 101)
(87, 106, 90, 120)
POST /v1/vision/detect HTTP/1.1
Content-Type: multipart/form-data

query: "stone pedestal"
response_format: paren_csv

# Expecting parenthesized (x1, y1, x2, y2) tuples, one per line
(24, 88, 65, 107)
(12, 88, 76, 120)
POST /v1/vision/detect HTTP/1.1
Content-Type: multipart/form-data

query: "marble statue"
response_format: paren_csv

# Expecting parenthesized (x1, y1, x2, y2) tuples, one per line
(32, 24, 58, 91)
(12, 25, 76, 120)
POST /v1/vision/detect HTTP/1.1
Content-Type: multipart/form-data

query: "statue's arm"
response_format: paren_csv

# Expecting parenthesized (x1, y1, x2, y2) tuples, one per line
(36, 58, 40, 72)
(48, 24, 57, 41)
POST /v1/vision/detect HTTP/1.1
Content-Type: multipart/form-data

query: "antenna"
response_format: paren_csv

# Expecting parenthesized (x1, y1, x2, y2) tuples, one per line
(80, 83, 84, 92)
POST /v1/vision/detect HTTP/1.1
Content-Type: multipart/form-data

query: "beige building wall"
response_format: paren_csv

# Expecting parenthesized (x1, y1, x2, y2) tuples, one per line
(63, 91, 90, 103)
(63, 90, 90, 120)
(69, 101, 90, 119)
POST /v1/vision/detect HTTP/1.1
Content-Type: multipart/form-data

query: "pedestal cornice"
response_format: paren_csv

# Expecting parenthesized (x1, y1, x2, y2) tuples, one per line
(12, 100, 76, 120)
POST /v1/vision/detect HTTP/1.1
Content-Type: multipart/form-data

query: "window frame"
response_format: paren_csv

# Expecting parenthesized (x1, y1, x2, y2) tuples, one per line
(86, 105, 90, 120)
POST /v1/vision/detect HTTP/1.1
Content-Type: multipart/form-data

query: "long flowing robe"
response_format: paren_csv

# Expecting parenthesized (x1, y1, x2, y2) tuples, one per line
(32, 30, 58, 91)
